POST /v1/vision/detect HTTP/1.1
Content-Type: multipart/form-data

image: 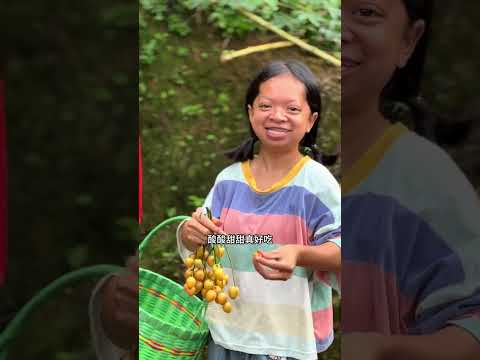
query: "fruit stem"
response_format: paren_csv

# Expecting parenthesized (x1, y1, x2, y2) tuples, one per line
(223, 245, 237, 287)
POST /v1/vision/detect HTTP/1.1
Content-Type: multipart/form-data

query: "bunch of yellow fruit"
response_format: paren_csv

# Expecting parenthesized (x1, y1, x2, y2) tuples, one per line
(183, 243, 239, 313)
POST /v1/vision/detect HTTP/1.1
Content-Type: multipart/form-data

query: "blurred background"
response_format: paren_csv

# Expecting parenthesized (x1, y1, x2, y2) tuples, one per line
(138, 1, 341, 359)
(2, 1, 137, 358)
(423, 2, 480, 189)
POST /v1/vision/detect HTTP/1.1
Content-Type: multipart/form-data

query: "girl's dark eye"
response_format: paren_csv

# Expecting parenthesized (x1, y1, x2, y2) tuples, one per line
(354, 8, 381, 17)
(259, 104, 271, 110)
(288, 107, 301, 112)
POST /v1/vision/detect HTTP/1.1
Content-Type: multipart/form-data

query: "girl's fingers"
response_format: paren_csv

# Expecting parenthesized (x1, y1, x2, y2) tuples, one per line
(186, 232, 206, 246)
(253, 257, 291, 281)
(256, 256, 293, 272)
(211, 217, 223, 227)
(259, 250, 280, 259)
(189, 220, 213, 237)
(252, 256, 268, 277)
(193, 210, 225, 235)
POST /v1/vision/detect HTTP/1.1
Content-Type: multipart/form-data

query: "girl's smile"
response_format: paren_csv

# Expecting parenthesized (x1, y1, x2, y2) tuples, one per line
(265, 127, 292, 140)
(341, 56, 362, 78)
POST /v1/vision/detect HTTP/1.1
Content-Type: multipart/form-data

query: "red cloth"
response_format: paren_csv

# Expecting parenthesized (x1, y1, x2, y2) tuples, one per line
(138, 139, 142, 225)
(0, 80, 7, 285)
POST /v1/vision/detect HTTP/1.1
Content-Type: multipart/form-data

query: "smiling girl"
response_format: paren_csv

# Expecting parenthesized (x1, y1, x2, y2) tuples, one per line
(177, 60, 341, 360)
(341, 1, 480, 359)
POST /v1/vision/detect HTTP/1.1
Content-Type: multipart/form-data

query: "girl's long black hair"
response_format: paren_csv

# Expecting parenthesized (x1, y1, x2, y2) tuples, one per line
(225, 60, 335, 164)
(383, 0, 471, 145)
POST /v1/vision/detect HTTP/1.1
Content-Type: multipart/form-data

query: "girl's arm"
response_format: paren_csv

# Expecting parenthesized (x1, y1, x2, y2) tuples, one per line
(384, 326, 480, 360)
(296, 240, 340, 272)
(344, 326, 480, 360)
(253, 240, 341, 280)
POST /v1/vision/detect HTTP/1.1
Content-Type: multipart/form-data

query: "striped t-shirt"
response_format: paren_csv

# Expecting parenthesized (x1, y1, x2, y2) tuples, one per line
(342, 122, 480, 341)
(177, 155, 341, 360)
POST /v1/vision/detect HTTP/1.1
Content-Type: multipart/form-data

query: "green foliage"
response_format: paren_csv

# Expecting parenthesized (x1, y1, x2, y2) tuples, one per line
(140, 0, 167, 21)
(188, 195, 206, 208)
(181, 104, 205, 118)
(183, 0, 341, 51)
(167, 14, 192, 36)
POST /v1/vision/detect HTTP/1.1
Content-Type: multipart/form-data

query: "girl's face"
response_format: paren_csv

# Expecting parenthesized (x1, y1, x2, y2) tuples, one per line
(248, 73, 317, 154)
(342, 0, 425, 112)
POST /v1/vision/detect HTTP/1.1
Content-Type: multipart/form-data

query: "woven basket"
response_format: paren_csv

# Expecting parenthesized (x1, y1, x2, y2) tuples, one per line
(139, 216, 209, 360)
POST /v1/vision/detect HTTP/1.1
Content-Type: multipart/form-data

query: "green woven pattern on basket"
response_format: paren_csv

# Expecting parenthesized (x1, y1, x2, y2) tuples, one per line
(139, 268, 209, 360)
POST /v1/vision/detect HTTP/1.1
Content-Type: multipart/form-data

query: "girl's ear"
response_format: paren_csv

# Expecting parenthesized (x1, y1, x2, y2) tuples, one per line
(308, 112, 318, 133)
(398, 19, 426, 68)
(248, 104, 253, 121)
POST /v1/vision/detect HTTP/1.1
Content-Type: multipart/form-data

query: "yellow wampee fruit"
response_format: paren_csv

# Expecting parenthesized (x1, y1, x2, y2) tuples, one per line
(214, 268, 224, 280)
(194, 269, 205, 281)
(184, 284, 195, 296)
(205, 289, 217, 302)
(223, 302, 232, 313)
(180, 229, 239, 312)
(204, 279, 214, 290)
(195, 281, 204, 292)
(184, 269, 193, 279)
(207, 270, 215, 280)
(194, 259, 203, 268)
(186, 276, 196, 289)
(216, 292, 227, 305)
(215, 246, 225, 258)
(207, 255, 215, 267)
(228, 286, 239, 299)
(185, 257, 194, 267)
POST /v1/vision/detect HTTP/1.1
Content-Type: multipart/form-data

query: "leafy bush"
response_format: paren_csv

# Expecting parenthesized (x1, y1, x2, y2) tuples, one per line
(141, 0, 340, 51)
(184, 0, 340, 51)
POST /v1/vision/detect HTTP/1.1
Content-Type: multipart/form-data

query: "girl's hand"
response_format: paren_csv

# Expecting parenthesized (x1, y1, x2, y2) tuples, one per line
(101, 255, 138, 349)
(180, 207, 225, 251)
(252, 245, 301, 281)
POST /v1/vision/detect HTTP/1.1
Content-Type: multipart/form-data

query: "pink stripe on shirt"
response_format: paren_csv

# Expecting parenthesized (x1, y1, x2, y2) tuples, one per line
(220, 208, 313, 245)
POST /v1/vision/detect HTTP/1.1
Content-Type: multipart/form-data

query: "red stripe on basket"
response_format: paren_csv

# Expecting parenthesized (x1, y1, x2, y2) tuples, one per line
(139, 284, 202, 327)
(139, 335, 197, 356)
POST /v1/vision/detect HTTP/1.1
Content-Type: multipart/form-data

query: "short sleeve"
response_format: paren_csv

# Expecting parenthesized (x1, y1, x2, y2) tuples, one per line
(402, 143, 480, 343)
(89, 274, 129, 360)
(309, 164, 341, 294)
(310, 166, 341, 248)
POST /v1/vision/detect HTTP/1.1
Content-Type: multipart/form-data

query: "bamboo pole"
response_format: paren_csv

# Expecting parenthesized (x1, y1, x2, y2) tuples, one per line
(238, 8, 341, 67)
(220, 41, 294, 62)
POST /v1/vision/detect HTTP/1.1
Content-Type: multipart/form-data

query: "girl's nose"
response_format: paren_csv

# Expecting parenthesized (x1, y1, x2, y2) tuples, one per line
(271, 107, 287, 121)
(342, 20, 354, 44)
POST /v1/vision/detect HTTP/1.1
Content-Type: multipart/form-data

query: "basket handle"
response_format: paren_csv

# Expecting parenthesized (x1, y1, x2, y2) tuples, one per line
(138, 215, 190, 260)
(0, 264, 122, 354)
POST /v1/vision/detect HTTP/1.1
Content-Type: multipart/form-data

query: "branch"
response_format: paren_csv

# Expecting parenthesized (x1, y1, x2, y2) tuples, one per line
(220, 41, 294, 62)
(238, 8, 341, 67)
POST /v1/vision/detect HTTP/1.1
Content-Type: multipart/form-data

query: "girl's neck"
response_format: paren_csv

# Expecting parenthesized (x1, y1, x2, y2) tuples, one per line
(341, 101, 390, 173)
(253, 147, 303, 174)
